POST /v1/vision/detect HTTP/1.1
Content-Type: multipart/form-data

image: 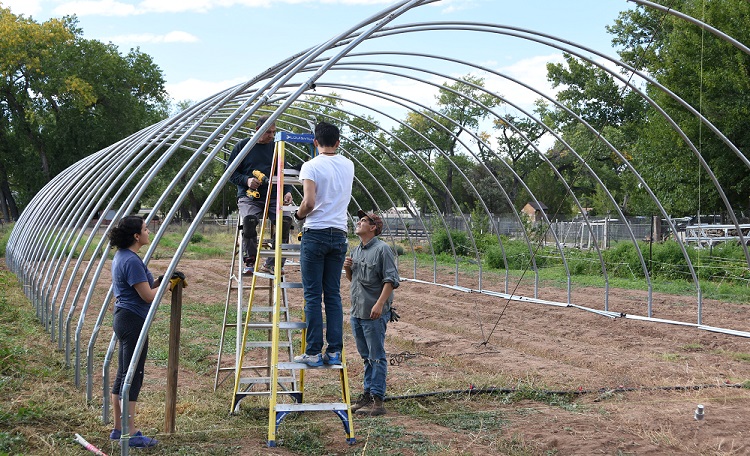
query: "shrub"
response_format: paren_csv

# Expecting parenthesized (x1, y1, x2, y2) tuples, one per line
(190, 232, 205, 244)
(603, 241, 643, 279)
(482, 239, 553, 270)
(484, 245, 505, 269)
(0, 225, 11, 257)
(650, 240, 693, 280)
(431, 229, 472, 256)
(474, 232, 500, 253)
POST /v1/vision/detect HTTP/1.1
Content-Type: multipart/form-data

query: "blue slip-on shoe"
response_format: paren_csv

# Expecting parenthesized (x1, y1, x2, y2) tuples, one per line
(129, 430, 158, 448)
(109, 429, 121, 440)
(322, 351, 342, 365)
(294, 353, 323, 367)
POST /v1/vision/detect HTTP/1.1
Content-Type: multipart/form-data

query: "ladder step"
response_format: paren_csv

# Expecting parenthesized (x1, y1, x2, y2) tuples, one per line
(231, 284, 272, 290)
(273, 177, 302, 186)
(258, 249, 301, 258)
(235, 390, 302, 398)
(245, 341, 293, 349)
(248, 306, 289, 313)
(259, 244, 300, 251)
(219, 365, 300, 373)
(246, 322, 307, 330)
(277, 362, 344, 370)
(239, 376, 297, 385)
(280, 282, 303, 289)
(276, 403, 349, 412)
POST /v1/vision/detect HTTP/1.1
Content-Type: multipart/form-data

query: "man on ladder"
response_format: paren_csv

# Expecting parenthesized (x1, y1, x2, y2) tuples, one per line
(227, 116, 294, 275)
(292, 121, 354, 366)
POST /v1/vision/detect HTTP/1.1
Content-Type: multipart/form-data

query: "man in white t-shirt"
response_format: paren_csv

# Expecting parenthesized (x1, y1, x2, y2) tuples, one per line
(292, 122, 354, 367)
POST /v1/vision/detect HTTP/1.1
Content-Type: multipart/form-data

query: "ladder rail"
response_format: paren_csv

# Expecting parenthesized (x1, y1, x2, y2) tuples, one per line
(214, 219, 242, 390)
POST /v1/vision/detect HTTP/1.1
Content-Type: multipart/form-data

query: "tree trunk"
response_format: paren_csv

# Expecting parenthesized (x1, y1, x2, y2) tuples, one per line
(0, 163, 18, 221)
(444, 166, 453, 215)
(39, 148, 50, 179)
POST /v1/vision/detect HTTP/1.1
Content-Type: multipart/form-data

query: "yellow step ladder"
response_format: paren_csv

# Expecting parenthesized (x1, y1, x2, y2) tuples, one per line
(229, 131, 355, 447)
(213, 216, 298, 393)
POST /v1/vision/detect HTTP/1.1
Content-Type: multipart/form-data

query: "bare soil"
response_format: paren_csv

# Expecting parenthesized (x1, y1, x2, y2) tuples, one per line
(165, 258, 750, 455)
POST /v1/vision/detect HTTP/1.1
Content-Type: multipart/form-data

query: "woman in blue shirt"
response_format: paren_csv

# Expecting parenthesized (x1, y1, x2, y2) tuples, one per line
(108, 216, 160, 448)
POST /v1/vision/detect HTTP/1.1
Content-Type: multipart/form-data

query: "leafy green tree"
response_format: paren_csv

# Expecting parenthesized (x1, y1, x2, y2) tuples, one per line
(548, 0, 750, 214)
(390, 75, 500, 215)
(545, 51, 650, 216)
(474, 100, 550, 213)
(0, 8, 168, 219)
(607, 0, 750, 215)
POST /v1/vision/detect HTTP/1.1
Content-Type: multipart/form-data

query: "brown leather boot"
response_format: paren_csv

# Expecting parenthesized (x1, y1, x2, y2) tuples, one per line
(351, 392, 373, 413)
(357, 396, 386, 416)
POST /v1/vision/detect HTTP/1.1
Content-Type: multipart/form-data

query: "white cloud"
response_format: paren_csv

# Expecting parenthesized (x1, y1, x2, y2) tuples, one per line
(484, 53, 566, 112)
(54, 0, 137, 17)
(2, 0, 43, 16)
(104, 30, 199, 44)
(163, 31, 200, 42)
(52, 0, 393, 17)
(435, 0, 476, 14)
(316, 0, 392, 4)
(327, 73, 441, 116)
(137, 0, 223, 14)
(167, 77, 248, 103)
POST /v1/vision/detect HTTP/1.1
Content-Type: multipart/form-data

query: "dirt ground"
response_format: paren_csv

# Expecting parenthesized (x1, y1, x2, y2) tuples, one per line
(161, 258, 750, 454)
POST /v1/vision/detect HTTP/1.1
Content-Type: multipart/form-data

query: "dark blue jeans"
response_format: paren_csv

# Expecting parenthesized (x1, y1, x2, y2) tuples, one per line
(350, 311, 390, 399)
(300, 228, 348, 355)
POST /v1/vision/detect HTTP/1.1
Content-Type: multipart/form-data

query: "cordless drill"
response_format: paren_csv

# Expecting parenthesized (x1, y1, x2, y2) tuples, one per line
(246, 170, 269, 199)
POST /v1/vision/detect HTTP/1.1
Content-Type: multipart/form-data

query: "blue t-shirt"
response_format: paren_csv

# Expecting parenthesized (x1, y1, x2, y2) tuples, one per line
(112, 249, 154, 319)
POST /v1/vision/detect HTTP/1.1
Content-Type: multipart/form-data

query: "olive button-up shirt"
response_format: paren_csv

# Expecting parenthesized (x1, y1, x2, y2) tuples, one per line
(349, 237, 400, 319)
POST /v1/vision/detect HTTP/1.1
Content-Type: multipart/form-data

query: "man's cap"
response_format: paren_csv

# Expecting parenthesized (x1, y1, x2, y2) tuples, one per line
(357, 210, 383, 236)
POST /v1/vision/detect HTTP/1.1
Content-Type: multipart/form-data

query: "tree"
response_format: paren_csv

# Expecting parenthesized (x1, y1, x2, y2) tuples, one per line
(607, 0, 750, 215)
(390, 75, 500, 215)
(474, 100, 550, 213)
(545, 53, 648, 216)
(0, 8, 168, 219)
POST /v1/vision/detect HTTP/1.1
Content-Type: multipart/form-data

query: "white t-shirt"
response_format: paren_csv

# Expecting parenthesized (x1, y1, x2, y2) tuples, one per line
(299, 153, 354, 231)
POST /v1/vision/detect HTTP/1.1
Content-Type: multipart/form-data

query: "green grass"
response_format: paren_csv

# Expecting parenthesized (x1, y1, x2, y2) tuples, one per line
(404, 250, 750, 304)
(658, 353, 685, 362)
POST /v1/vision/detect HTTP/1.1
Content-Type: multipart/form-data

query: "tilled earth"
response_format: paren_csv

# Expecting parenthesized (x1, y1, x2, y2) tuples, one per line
(126, 259, 750, 454)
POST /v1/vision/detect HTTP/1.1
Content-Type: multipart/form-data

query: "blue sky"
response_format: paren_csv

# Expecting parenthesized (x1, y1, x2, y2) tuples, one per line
(4, 0, 631, 108)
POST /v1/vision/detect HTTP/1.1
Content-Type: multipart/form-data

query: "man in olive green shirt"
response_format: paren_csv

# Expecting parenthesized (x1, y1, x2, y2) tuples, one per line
(343, 210, 399, 416)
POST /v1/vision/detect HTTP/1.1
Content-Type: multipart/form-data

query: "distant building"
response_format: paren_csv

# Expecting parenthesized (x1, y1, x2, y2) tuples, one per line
(521, 201, 548, 223)
(383, 204, 419, 217)
(92, 209, 117, 226)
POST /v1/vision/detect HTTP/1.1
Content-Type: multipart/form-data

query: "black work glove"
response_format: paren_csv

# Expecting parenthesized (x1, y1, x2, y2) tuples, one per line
(389, 307, 400, 323)
(169, 271, 187, 291)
